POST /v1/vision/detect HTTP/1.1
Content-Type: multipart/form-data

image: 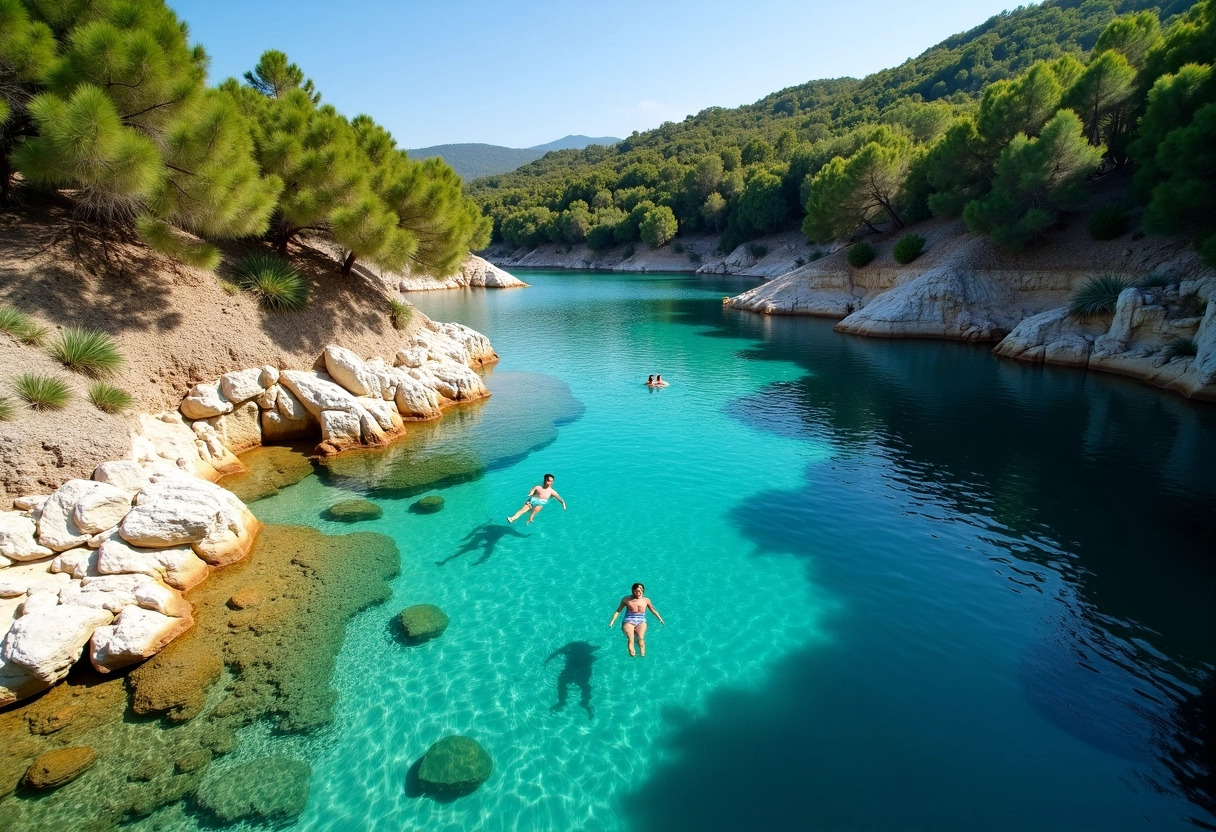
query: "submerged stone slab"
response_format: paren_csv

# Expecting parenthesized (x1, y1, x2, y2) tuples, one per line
(411, 496, 445, 514)
(323, 499, 383, 522)
(195, 756, 312, 823)
(24, 747, 97, 789)
(417, 736, 492, 796)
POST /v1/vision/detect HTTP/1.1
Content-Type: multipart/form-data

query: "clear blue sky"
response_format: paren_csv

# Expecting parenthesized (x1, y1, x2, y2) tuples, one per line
(168, 0, 1031, 150)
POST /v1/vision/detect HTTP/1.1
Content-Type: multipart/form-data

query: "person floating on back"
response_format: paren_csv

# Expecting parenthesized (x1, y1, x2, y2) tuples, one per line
(608, 582, 665, 657)
(508, 473, 567, 525)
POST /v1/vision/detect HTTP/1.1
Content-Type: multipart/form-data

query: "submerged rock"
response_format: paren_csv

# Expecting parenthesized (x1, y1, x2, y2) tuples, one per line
(195, 756, 311, 823)
(218, 445, 314, 504)
(397, 604, 449, 643)
(416, 736, 492, 796)
(323, 499, 383, 522)
(411, 495, 445, 514)
(24, 746, 97, 789)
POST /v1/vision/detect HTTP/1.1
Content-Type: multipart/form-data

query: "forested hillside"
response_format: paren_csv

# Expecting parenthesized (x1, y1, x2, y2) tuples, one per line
(0, 0, 490, 279)
(471, 0, 1215, 265)
(410, 136, 621, 181)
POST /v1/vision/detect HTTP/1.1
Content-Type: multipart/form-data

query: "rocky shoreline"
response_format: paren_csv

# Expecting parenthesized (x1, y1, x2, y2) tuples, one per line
(0, 318, 497, 709)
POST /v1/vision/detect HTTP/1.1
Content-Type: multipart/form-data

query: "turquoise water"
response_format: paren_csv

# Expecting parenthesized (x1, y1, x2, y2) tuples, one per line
(238, 270, 1216, 831)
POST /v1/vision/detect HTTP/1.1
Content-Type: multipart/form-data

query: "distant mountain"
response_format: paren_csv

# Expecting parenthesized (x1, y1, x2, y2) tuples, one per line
(408, 135, 621, 182)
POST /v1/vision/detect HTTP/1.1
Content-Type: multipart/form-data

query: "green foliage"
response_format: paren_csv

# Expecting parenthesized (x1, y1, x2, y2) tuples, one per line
(1068, 274, 1132, 318)
(803, 128, 915, 243)
(847, 242, 875, 268)
(1142, 98, 1216, 247)
(1062, 50, 1137, 149)
(639, 205, 678, 248)
(49, 327, 123, 378)
(1089, 205, 1132, 239)
(232, 254, 310, 311)
(87, 382, 132, 414)
(585, 222, 617, 251)
(1165, 335, 1199, 356)
(893, 233, 926, 264)
(1136, 270, 1173, 287)
(964, 110, 1103, 248)
(747, 243, 768, 259)
(389, 298, 413, 330)
(13, 373, 71, 410)
(1095, 11, 1162, 69)
(0, 306, 47, 345)
(0, 394, 11, 421)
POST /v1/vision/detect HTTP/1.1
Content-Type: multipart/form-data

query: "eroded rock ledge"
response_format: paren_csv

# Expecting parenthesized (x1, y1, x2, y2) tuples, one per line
(0, 319, 496, 706)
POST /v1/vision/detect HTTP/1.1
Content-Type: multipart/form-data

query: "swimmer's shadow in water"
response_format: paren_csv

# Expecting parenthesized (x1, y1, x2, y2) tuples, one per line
(545, 641, 599, 719)
(435, 521, 529, 566)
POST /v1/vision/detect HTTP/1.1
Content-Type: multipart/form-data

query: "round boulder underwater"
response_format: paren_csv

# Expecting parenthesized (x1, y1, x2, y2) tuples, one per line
(24, 747, 97, 789)
(323, 498, 383, 522)
(397, 604, 449, 644)
(417, 736, 493, 797)
(411, 495, 445, 514)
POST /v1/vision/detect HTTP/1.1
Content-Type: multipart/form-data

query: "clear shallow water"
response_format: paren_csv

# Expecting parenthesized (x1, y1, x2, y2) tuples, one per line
(234, 271, 1215, 831)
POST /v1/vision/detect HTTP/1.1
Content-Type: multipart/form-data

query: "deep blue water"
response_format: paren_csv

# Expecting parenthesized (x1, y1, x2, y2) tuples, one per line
(240, 269, 1216, 831)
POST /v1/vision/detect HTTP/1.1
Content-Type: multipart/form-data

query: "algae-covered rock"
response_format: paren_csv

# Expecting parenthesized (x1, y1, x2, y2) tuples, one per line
(323, 498, 383, 522)
(417, 736, 492, 796)
(398, 604, 449, 643)
(128, 643, 223, 722)
(24, 746, 97, 789)
(195, 756, 311, 823)
(218, 445, 314, 504)
(411, 495, 445, 514)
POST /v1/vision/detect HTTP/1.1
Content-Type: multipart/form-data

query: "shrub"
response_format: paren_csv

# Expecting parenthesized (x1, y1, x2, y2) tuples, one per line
(893, 233, 926, 264)
(622, 244, 636, 259)
(49, 328, 123, 377)
(795, 257, 806, 268)
(747, 242, 769, 259)
(0, 395, 12, 422)
(1068, 275, 1131, 319)
(232, 254, 310, 311)
(672, 241, 685, 253)
(1165, 336, 1198, 358)
(88, 382, 132, 414)
(809, 250, 825, 262)
(13, 373, 71, 410)
(389, 298, 413, 330)
(0, 307, 47, 345)
(688, 251, 702, 264)
(1137, 271, 1172, 288)
(1089, 205, 1131, 240)
(847, 242, 875, 268)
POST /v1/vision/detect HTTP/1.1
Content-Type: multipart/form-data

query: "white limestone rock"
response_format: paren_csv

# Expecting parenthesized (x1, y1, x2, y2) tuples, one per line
(119, 473, 260, 566)
(0, 655, 48, 706)
(0, 510, 54, 562)
(259, 365, 280, 387)
(219, 367, 267, 404)
(37, 480, 107, 552)
(50, 548, 100, 580)
(394, 373, 443, 420)
(96, 531, 209, 591)
(63, 572, 191, 618)
(13, 495, 49, 513)
(324, 344, 390, 398)
(181, 381, 233, 420)
(835, 268, 1016, 341)
(71, 481, 133, 535)
(994, 307, 1104, 367)
(93, 460, 153, 494)
(201, 400, 262, 453)
(262, 387, 316, 441)
(131, 413, 219, 481)
(256, 385, 279, 410)
(396, 346, 428, 369)
(0, 559, 70, 598)
(319, 410, 363, 447)
(90, 605, 194, 672)
(2, 604, 113, 683)
(20, 589, 61, 616)
(279, 370, 362, 415)
(357, 397, 404, 433)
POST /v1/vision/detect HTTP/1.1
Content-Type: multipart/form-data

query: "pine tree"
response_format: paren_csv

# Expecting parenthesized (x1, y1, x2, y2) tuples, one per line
(802, 128, 915, 243)
(1062, 51, 1137, 149)
(0, 0, 56, 200)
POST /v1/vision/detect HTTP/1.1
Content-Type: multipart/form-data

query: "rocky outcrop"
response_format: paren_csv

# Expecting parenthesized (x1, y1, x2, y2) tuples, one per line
(995, 280, 1215, 400)
(0, 314, 496, 707)
(416, 736, 493, 797)
(396, 255, 529, 291)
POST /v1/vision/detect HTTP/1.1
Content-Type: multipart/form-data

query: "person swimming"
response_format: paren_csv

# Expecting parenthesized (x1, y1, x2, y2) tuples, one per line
(653, 374, 669, 387)
(507, 473, 567, 525)
(608, 582, 665, 657)
(646, 374, 656, 386)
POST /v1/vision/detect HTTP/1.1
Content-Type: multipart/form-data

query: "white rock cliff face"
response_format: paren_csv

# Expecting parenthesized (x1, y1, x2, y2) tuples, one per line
(0, 318, 498, 706)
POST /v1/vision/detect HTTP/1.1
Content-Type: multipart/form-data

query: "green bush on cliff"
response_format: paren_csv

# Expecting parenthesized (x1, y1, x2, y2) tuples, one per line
(1090, 206, 1132, 240)
(847, 242, 875, 268)
(389, 298, 412, 330)
(88, 382, 133, 414)
(1068, 274, 1131, 319)
(13, 373, 71, 410)
(0, 394, 13, 421)
(0, 307, 47, 345)
(50, 328, 124, 378)
(893, 233, 926, 264)
(233, 255, 310, 311)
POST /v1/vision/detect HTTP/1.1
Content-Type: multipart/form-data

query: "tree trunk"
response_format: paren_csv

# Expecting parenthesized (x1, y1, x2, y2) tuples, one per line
(0, 155, 11, 203)
(341, 251, 357, 276)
